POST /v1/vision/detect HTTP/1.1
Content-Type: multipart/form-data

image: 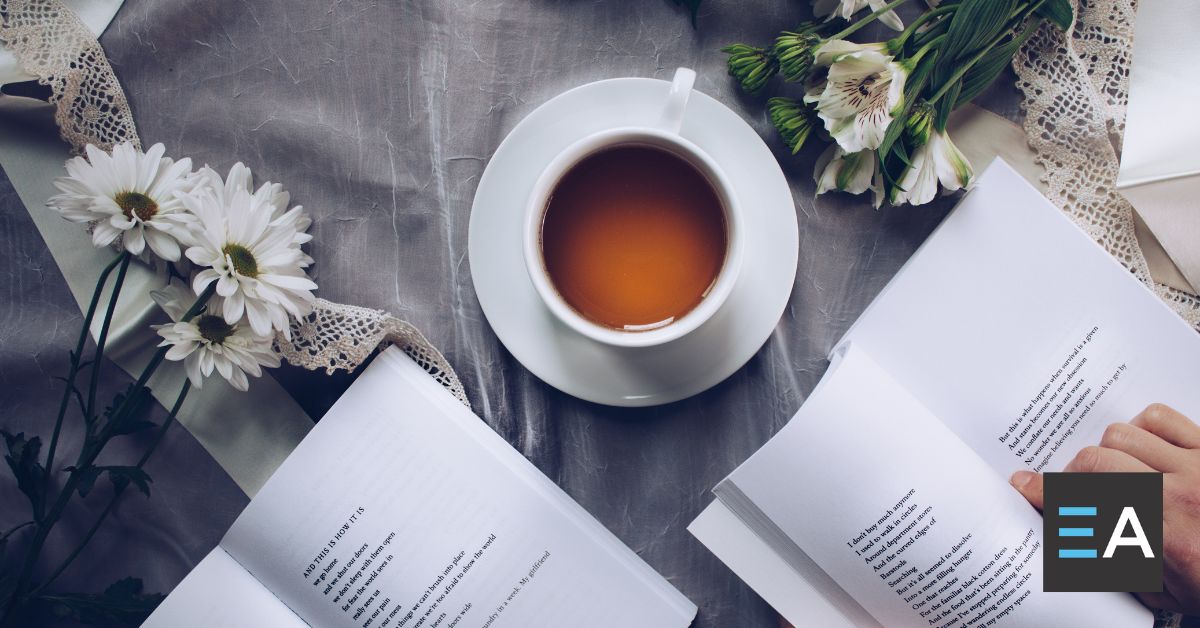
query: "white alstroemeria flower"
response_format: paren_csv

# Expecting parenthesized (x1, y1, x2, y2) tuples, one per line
(47, 142, 195, 260)
(814, 145, 874, 195)
(152, 283, 280, 391)
(805, 43, 907, 153)
(813, 145, 885, 208)
(181, 186, 316, 338)
(811, 0, 904, 31)
(191, 163, 313, 266)
(812, 39, 889, 66)
(891, 130, 974, 206)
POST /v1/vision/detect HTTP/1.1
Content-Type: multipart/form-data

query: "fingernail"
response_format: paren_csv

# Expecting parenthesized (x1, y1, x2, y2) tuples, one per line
(1010, 470, 1034, 488)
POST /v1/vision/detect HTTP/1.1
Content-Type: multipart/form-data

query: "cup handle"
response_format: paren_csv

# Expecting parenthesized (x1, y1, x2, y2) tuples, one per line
(658, 67, 696, 135)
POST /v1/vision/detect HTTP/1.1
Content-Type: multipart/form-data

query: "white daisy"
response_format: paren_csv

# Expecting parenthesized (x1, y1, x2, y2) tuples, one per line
(890, 130, 973, 206)
(811, 0, 904, 31)
(805, 42, 908, 153)
(152, 283, 280, 391)
(181, 186, 316, 338)
(191, 163, 313, 262)
(150, 280, 200, 322)
(814, 144, 885, 208)
(47, 142, 195, 261)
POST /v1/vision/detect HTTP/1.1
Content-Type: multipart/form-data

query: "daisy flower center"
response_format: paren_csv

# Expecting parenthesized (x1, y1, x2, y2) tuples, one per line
(196, 314, 235, 345)
(114, 191, 158, 222)
(222, 243, 260, 278)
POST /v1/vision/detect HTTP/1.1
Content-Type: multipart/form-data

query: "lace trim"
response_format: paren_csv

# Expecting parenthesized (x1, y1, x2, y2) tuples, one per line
(0, 0, 470, 405)
(278, 299, 468, 405)
(0, 0, 139, 151)
(1012, 0, 1200, 329)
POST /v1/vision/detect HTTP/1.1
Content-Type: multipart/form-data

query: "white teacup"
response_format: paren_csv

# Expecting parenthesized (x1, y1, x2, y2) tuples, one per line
(523, 68, 744, 349)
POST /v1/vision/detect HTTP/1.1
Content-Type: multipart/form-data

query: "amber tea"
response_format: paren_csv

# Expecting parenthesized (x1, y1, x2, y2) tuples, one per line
(539, 145, 728, 331)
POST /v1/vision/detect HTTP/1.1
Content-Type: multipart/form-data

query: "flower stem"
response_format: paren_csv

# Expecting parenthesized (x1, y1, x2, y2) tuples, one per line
(891, 5, 954, 51)
(41, 252, 124, 515)
(105, 283, 213, 413)
(0, 521, 33, 543)
(113, 283, 214, 415)
(85, 252, 132, 427)
(831, 0, 910, 40)
(30, 380, 192, 596)
(3, 284, 215, 620)
(906, 34, 945, 68)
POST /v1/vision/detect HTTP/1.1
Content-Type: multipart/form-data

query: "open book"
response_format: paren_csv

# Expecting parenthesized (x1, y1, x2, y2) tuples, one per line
(145, 348, 696, 628)
(690, 159, 1200, 627)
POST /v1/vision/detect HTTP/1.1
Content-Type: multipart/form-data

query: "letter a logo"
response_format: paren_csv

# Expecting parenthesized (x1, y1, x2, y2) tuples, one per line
(1042, 472, 1162, 592)
(1103, 507, 1154, 558)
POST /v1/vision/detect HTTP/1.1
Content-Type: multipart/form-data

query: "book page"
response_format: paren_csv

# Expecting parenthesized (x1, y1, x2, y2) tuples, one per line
(840, 159, 1200, 477)
(688, 499, 859, 628)
(721, 346, 1151, 627)
(219, 348, 695, 628)
(143, 548, 306, 627)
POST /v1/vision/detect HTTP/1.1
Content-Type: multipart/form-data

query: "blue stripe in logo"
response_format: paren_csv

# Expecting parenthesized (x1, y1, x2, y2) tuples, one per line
(1058, 506, 1097, 516)
(1058, 549, 1098, 559)
(1058, 527, 1094, 537)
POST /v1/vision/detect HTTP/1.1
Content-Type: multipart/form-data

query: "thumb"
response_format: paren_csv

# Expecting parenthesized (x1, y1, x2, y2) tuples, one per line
(1010, 470, 1044, 510)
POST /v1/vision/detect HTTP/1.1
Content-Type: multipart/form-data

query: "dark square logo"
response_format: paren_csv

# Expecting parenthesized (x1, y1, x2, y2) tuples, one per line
(1043, 472, 1162, 592)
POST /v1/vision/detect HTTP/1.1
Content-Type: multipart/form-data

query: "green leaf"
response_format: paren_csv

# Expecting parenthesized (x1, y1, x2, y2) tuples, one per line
(954, 21, 1039, 108)
(67, 465, 104, 498)
(934, 0, 1017, 86)
(935, 80, 961, 130)
(1036, 0, 1074, 31)
(31, 577, 164, 625)
(106, 466, 153, 497)
(954, 48, 1016, 107)
(102, 385, 152, 437)
(879, 139, 914, 202)
(2, 430, 46, 515)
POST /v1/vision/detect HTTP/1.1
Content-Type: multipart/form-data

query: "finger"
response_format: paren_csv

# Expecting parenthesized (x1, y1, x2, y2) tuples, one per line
(1131, 403, 1200, 449)
(1063, 446, 1155, 473)
(1098, 422, 1190, 472)
(1010, 470, 1044, 510)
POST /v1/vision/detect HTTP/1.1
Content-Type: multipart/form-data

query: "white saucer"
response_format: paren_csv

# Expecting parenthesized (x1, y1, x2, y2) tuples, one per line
(468, 77, 798, 407)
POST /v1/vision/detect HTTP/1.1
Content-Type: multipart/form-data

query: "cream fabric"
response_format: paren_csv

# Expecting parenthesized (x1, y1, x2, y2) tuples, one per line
(1012, 0, 1200, 327)
(1116, 0, 1200, 295)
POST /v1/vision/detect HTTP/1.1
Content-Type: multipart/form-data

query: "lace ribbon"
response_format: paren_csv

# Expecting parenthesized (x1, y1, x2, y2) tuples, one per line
(0, 0, 138, 151)
(1012, 0, 1200, 329)
(0, 0, 469, 406)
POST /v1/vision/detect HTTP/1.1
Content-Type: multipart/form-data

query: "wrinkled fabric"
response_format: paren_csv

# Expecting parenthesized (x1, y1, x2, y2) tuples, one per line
(0, 1, 1024, 625)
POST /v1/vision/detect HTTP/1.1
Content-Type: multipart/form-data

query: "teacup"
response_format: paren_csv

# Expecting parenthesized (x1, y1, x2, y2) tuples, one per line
(523, 68, 743, 349)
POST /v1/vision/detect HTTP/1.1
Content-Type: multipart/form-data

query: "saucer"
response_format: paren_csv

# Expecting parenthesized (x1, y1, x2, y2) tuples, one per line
(468, 76, 798, 407)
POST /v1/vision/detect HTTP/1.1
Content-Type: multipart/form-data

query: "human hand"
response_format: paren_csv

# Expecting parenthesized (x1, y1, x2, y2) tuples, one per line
(1010, 404, 1200, 615)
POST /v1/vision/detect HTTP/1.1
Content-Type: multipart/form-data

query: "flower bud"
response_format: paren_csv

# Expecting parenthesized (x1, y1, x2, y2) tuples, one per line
(722, 44, 778, 95)
(767, 97, 815, 154)
(774, 25, 822, 83)
(905, 101, 935, 147)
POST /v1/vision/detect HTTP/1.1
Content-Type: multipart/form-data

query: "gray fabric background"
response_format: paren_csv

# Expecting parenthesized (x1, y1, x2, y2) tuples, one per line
(1, 1, 1027, 626)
